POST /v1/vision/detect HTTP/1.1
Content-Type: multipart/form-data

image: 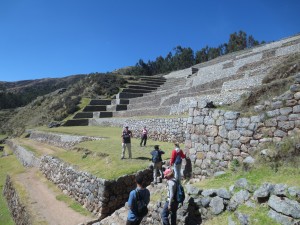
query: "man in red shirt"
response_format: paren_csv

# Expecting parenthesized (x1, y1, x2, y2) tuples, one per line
(170, 143, 186, 183)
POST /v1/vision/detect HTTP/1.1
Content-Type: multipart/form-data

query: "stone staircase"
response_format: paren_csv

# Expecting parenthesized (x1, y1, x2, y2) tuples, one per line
(63, 76, 167, 126)
(64, 34, 300, 125)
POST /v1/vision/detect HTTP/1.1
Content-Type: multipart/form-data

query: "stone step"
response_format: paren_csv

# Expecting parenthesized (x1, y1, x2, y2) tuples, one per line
(116, 104, 127, 111)
(127, 81, 162, 88)
(117, 93, 144, 99)
(99, 112, 113, 118)
(63, 119, 89, 126)
(73, 112, 93, 119)
(160, 88, 222, 106)
(122, 88, 153, 94)
(142, 80, 166, 85)
(89, 99, 112, 105)
(127, 85, 157, 91)
(139, 76, 166, 81)
(113, 106, 171, 117)
(83, 105, 107, 112)
(127, 99, 160, 110)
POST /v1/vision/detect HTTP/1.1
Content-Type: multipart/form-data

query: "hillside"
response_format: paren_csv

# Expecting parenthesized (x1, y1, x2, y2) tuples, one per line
(0, 73, 127, 136)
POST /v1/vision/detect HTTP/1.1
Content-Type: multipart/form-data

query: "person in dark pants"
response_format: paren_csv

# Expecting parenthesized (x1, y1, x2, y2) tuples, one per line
(121, 126, 133, 159)
(140, 126, 148, 147)
(150, 145, 165, 184)
(161, 168, 179, 225)
(126, 175, 150, 225)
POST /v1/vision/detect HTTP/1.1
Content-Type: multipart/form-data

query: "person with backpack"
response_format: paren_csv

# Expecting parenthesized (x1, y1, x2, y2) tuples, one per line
(170, 143, 186, 183)
(121, 126, 133, 159)
(126, 174, 150, 225)
(140, 126, 148, 147)
(150, 145, 165, 184)
(161, 168, 179, 225)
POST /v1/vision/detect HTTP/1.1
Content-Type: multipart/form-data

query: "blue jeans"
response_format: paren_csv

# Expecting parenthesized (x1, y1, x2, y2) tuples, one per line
(161, 201, 178, 225)
(174, 163, 182, 182)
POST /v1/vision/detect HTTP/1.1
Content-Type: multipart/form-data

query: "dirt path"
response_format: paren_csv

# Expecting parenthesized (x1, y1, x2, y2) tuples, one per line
(16, 168, 95, 225)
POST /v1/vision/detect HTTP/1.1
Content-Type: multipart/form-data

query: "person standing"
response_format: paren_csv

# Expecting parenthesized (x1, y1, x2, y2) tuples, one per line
(150, 145, 165, 184)
(140, 126, 148, 147)
(121, 126, 133, 159)
(170, 143, 186, 183)
(126, 174, 150, 225)
(161, 168, 178, 225)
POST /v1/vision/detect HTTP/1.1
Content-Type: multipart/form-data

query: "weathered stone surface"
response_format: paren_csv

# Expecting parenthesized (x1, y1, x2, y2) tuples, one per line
(268, 209, 299, 225)
(200, 197, 211, 207)
(235, 178, 249, 189)
(216, 188, 231, 199)
(231, 190, 250, 205)
(253, 183, 274, 200)
(235, 212, 250, 225)
(268, 195, 300, 219)
(228, 130, 241, 140)
(205, 125, 218, 137)
(224, 112, 240, 120)
(186, 185, 202, 195)
(273, 184, 288, 196)
(202, 189, 217, 197)
(209, 196, 224, 215)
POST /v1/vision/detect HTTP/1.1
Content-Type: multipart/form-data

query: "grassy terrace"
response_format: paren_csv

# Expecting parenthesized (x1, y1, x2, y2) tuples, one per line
(0, 147, 25, 225)
(22, 126, 175, 180)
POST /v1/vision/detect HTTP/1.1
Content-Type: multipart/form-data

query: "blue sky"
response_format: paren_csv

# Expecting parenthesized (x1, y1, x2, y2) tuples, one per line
(0, 0, 299, 82)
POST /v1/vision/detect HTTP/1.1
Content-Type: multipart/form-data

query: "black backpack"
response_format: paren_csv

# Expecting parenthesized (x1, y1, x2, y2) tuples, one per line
(135, 190, 148, 217)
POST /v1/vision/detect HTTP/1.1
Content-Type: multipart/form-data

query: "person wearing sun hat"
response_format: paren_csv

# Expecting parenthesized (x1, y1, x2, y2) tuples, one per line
(161, 168, 179, 225)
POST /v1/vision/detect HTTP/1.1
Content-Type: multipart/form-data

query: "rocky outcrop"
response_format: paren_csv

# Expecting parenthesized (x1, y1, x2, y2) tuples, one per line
(97, 178, 300, 225)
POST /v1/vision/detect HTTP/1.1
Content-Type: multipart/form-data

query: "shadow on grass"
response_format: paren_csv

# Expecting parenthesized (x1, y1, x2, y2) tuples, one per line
(135, 156, 151, 161)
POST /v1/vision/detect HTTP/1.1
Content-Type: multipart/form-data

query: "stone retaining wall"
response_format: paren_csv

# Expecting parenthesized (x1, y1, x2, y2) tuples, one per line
(6, 139, 40, 167)
(28, 130, 104, 149)
(39, 155, 152, 219)
(185, 74, 300, 178)
(90, 117, 188, 143)
(3, 175, 31, 225)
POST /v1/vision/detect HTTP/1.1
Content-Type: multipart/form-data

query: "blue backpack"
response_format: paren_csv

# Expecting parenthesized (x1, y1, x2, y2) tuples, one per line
(174, 152, 182, 165)
(173, 179, 185, 204)
(152, 150, 161, 163)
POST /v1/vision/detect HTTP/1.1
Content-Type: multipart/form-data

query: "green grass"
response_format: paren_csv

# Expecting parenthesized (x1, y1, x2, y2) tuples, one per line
(29, 126, 176, 179)
(56, 195, 92, 216)
(203, 205, 281, 225)
(0, 147, 26, 225)
(194, 163, 300, 190)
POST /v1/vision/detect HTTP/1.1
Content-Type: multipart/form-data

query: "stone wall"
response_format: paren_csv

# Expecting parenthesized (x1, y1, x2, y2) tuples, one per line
(39, 155, 152, 219)
(185, 74, 300, 178)
(28, 130, 104, 149)
(3, 175, 31, 225)
(90, 117, 188, 143)
(6, 139, 40, 167)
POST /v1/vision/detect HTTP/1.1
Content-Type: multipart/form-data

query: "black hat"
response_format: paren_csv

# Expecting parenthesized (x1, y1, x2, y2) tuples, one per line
(154, 145, 159, 149)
